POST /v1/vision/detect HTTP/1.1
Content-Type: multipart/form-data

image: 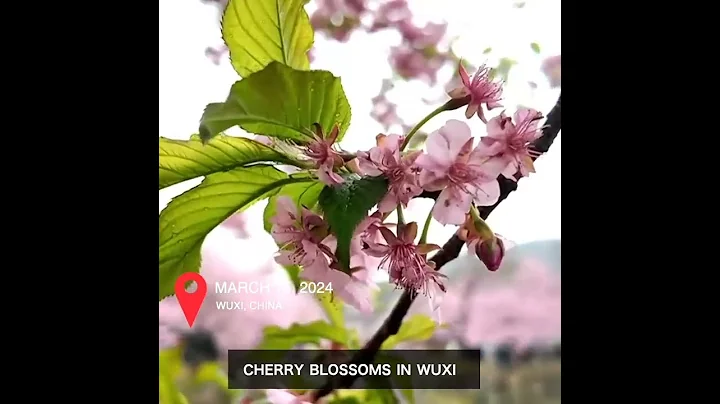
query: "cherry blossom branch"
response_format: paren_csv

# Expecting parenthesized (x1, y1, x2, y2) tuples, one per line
(310, 92, 561, 401)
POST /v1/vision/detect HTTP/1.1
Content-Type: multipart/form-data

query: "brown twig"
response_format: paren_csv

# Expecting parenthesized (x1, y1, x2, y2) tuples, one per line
(311, 93, 561, 401)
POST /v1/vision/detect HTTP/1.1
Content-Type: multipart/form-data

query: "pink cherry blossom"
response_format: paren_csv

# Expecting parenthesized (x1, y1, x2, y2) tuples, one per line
(398, 20, 447, 49)
(541, 55, 561, 88)
(271, 196, 336, 269)
(265, 389, 312, 404)
(304, 235, 374, 313)
(368, 0, 411, 32)
(357, 211, 389, 253)
(356, 134, 423, 212)
(272, 197, 373, 313)
(389, 45, 444, 84)
(371, 96, 400, 129)
(310, 0, 366, 42)
(415, 120, 505, 225)
(370, 80, 400, 129)
(204, 45, 227, 65)
(365, 222, 446, 310)
(316, 0, 366, 17)
(310, 12, 355, 42)
(303, 123, 345, 186)
(349, 211, 388, 279)
(475, 108, 544, 180)
(448, 63, 503, 123)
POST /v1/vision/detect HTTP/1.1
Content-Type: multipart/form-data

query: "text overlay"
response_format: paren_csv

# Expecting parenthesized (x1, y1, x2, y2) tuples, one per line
(227, 350, 481, 390)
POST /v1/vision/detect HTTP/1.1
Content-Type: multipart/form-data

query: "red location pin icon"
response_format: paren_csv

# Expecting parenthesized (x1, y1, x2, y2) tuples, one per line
(175, 272, 207, 328)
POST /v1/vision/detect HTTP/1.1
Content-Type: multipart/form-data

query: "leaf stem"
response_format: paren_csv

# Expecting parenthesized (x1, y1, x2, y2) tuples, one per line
(400, 104, 446, 151)
(419, 210, 433, 244)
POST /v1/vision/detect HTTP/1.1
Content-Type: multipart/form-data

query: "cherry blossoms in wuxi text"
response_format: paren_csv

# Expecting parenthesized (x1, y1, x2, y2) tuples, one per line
(264, 62, 546, 316)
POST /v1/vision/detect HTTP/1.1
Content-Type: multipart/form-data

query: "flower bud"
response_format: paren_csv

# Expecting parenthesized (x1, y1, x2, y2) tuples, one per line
(476, 236, 505, 272)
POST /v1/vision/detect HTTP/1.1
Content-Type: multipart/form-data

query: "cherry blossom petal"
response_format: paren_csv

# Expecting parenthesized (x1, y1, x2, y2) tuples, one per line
(458, 63, 471, 87)
(317, 162, 344, 186)
(425, 119, 473, 167)
(272, 196, 299, 226)
(513, 108, 541, 130)
(433, 186, 474, 225)
(356, 152, 384, 176)
(473, 180, 501, 206)
(465, 103, 479, 119)
(377, 192, 399, 213)
(266, 389, 310, 404)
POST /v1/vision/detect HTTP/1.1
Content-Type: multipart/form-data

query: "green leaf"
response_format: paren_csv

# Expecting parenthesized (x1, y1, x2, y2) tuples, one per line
(194, 362, 231, 390)
(159, 165, 312, 300)
(396, 389, 415, 404)
(159, 134, 290, 190)
(328, 398, 363, 404)
(159, 347, 189, 404)
(318, 175, 388, 272)
(282, 264, 302, 292)
(222, 0, 313, 78)
(530, 42, 541, 54)
(381, 315, 437, 349)
(315, 293, 344, 329)
(482, 47, 492, 54)
(257, 320, 349, 349)
(199, 62, 352, 144)
(263, 180, 325, 291)
(364, 385, 399, 404)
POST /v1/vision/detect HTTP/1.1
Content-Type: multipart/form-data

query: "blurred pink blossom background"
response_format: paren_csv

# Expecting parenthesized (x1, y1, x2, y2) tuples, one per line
(160, 216, 560, 352)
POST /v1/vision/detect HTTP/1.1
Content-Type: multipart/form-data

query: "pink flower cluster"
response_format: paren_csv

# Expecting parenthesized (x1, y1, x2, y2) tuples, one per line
(369, 0, 449, 84)
(310, 0, 366, 42)
(309, 0, 447, 56)
(353, 65, 543, 224)
(270, 196, 377, 312)
(271, 192, 447, 312)
(270, 64, 545, 310)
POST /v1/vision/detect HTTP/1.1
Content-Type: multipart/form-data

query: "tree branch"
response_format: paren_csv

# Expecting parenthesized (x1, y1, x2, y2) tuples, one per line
(311, 93, 561, 401)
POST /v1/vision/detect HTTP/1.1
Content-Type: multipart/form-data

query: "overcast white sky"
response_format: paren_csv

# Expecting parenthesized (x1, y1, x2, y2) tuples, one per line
(159, 0, 561, 269)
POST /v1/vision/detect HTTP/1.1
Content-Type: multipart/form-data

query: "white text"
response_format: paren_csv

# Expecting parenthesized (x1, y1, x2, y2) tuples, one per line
(243, 364, 304, 376)
(215, 282, 271, 294)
